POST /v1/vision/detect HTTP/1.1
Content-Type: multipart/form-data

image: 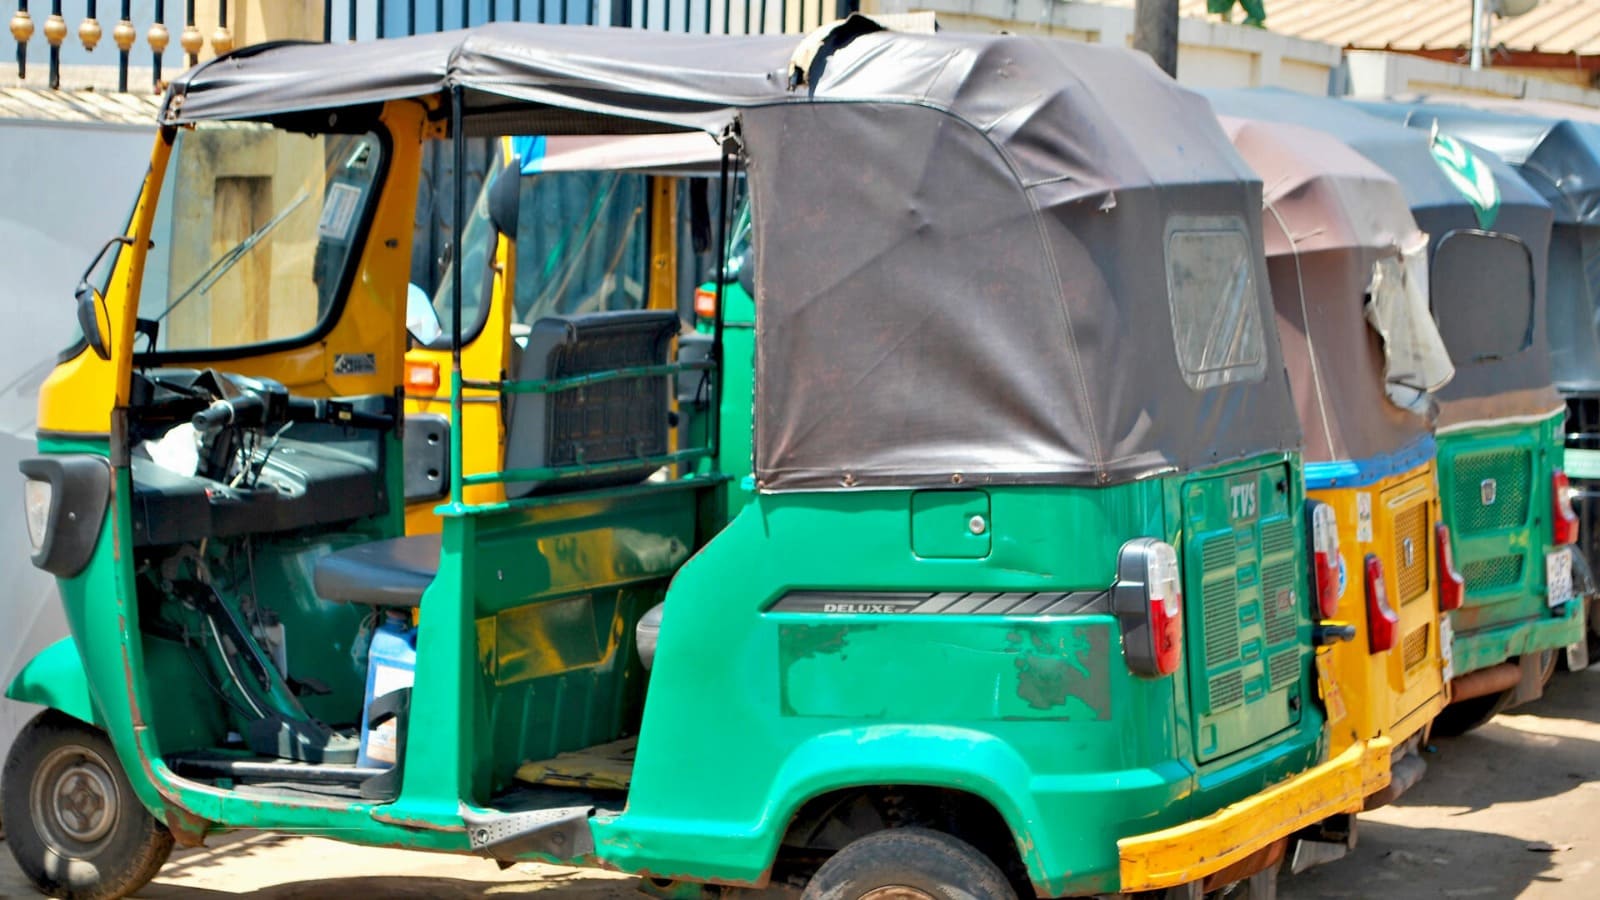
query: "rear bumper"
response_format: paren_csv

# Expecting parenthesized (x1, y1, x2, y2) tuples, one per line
(1452, 603, 1584, 675)
(1117, 738, 1391, 892)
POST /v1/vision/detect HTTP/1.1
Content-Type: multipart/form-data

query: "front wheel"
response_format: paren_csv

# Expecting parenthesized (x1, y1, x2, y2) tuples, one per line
(2, 710, 174, 900)
(801, 827, 1018, 900)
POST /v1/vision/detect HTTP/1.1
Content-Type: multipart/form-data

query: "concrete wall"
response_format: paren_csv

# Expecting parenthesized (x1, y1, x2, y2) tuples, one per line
(1345, 50, 1600, 108)
(0, 117, 155, 797)
(874, 0, 1342, 92)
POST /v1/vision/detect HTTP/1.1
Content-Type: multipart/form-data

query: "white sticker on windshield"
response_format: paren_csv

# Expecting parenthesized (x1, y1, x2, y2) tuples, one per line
(319, 183, 362, 240)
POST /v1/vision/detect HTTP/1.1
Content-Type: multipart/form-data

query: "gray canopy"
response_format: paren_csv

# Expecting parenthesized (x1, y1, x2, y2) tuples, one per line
(1355, 100, 1600, 395)
(164, 23, 1301, 490)
(1207, 90, 1560, 432)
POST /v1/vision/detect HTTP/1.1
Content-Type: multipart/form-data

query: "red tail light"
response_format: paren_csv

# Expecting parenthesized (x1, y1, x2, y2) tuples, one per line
(1435, 522, 1465, 612)
(1365, 553, 1399, 653)
(1553, 469, 1579, 545)
(694, 286, 718, 320)
(1309, 501, 1341, 620)
(1113, 539, 1183, 678)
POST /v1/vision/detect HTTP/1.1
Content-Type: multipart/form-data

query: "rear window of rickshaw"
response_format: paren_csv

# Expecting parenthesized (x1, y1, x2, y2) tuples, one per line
(1431, 230, 1535, 364)
(136, 123, 384, 353)
(1165, 216, 1269, 390)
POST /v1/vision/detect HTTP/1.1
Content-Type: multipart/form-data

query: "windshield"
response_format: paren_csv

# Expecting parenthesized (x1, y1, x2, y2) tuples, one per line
(138, 124, 384, 353)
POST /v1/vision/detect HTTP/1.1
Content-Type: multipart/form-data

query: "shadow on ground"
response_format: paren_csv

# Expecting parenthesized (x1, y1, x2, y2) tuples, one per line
(1280, 818, 1560, 899)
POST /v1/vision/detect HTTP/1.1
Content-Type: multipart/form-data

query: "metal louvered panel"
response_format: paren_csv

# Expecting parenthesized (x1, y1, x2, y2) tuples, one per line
(1268, 649, 1299, 690)
(1262, 518, 1296, 558)
(1201, 535, 1240, 669)
(1208, 670, 1245, 712)
(1462, 554, 1525, 591)
(1393, 503, 1430, 604)
(1403, 624, 1430, 671)
(1261, 560, 1298, 646)
(1452, 449, 1532, 533)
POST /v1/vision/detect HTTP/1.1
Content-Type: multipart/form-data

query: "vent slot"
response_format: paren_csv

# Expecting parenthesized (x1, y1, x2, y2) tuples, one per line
(1392, 503, 1430, 604)
(1403, 624, 1430, 671)
(1462, 554, 1525, 591)
(1452, 449, 1532, 533)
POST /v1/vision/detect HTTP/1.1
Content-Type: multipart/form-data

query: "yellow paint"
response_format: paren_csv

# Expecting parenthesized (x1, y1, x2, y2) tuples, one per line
(1118, 738, 1393, 891)
(43, 101, 431, 444)
(1311, 462, 1448, 763)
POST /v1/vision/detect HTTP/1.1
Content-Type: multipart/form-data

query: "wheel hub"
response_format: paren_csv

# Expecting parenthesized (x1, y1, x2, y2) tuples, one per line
(860, 888, 937, 900)
(31, 745, 120, 852)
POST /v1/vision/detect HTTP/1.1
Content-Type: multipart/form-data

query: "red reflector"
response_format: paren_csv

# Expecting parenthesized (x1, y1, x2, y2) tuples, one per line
(1314, 550, 1341, 620)
(404, 361, 440, 394)
(1308, 501, 1341, 620)
(694, 287, 718, 320)
(1151, 590, 1183, 677)
(1553, 469, 1579, 546)
(1365, 553, 1399, 653)
(1435, 522, 1465, 612)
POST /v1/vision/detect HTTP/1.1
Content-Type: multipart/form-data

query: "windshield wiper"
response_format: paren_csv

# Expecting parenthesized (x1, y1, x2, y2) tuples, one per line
(157, 191, 310, 323)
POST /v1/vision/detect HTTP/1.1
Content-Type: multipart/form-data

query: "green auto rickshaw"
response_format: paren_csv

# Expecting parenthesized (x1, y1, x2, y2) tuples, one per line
(7, 22, 1381, 900)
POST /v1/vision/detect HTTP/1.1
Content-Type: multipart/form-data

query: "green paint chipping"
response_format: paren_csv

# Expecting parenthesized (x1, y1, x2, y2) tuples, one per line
(1430, 133, 1501, 229)
(1009, 626, 1111, 720)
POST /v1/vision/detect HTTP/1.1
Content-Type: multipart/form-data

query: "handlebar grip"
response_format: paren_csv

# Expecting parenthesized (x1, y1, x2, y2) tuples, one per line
(192, 401, 238, 432)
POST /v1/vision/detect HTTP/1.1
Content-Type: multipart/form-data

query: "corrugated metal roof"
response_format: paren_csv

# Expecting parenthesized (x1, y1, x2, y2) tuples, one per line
(1100, 1, 1600, 57)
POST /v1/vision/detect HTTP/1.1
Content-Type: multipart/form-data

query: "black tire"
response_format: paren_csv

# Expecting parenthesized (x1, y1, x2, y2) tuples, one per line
(802, 827, 1017, 900)
(2, 711, 174, 900)
(1432, 687, 1515, 737)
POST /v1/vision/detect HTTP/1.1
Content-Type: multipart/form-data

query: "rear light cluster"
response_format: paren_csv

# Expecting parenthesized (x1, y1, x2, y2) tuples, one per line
(1553, 469, 1580, 546)
(1435, 522, 1465, 612)
(1113, 538, 1183, 678)
(1309, 501, 1341, 620)
(1365, 554, 1400, 653)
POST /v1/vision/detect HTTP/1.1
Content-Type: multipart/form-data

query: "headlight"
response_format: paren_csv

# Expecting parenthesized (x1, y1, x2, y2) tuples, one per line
(23, 478, 51, 552)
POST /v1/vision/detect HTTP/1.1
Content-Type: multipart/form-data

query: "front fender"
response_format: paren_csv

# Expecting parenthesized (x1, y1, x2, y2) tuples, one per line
(6, 636, 101, 728)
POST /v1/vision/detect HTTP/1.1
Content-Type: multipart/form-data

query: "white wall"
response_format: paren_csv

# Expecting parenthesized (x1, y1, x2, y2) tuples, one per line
(0, 115, 155, 793)
(1344, 50, 1600, 108)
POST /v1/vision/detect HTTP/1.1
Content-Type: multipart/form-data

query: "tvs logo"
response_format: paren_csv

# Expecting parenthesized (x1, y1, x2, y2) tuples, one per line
(1481, 478, 1498, 506)
(1230, 481, 1258, 522)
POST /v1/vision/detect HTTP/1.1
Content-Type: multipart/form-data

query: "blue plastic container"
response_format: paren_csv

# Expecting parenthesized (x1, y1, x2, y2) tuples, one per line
(357, 612, 417, 769)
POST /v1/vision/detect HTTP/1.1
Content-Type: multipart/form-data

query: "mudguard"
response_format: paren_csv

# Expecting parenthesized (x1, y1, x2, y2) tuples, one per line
(5, 637, 100, 728)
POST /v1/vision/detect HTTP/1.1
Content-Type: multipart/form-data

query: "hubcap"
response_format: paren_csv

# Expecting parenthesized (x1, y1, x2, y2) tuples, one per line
(860, 888, 937, 900)
(30, 744, 120, 854)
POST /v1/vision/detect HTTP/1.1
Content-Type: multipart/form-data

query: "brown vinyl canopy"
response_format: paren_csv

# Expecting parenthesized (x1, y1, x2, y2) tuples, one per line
(1222, 117, 1448, 473)
(162, 21, 1301, 491)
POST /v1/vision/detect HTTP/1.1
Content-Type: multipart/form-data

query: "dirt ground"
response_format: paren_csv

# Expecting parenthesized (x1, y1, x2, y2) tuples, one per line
(2, 667, 1598, 899)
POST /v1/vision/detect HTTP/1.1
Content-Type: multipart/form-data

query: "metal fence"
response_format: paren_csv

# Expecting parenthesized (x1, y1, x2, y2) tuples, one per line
(8, 0, 856, 93)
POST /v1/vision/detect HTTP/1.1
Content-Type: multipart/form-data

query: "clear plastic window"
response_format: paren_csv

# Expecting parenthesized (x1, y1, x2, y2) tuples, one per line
(1431, 231, 1534, 364)
(138, 124, 383, 352)
(1166, 216, 1268, 390)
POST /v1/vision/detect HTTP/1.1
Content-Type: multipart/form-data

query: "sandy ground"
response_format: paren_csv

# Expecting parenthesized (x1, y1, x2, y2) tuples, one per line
(2, 669, 1598, 899)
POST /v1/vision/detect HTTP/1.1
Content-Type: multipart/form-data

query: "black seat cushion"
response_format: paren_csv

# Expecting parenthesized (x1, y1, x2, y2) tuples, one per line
(313, 534, 441, 608)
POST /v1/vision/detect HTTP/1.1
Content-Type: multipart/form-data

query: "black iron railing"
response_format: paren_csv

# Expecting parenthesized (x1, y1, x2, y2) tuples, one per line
(8, 0, 857, 93)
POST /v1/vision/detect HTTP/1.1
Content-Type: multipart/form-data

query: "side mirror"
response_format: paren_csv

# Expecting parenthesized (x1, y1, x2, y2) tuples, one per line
(487, 156, 522, 239)
(74, 235, 134, 361)
(75, 283, 110, 361)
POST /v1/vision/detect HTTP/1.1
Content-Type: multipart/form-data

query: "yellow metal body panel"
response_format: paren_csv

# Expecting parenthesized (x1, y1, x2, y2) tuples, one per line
(41, 102, 429, 439)
(1311, 462, 1448, 759)
(1118, 738, 1392, 892)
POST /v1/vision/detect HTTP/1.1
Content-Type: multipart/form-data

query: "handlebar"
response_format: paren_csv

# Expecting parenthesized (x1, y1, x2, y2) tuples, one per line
(192, 392, 393, 434)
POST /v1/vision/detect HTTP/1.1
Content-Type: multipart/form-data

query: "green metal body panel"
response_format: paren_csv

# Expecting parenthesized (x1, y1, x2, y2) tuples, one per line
(5, 637, 100, 728)
(593, 454, 1322, 897)
(694, 280, 757, 524)
(1436, 412, 1584, 673)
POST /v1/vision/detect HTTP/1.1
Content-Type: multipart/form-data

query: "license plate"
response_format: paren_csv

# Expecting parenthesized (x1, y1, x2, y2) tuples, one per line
(1548, 549, 1575, 608)
(1440, 617, 1455, 682)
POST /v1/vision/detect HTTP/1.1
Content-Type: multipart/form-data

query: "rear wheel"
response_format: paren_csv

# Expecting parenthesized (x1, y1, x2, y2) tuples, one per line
(801, 828, 1017, 900)
(2, 711, 174, 900)
(1433, 687, 1515, 737)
